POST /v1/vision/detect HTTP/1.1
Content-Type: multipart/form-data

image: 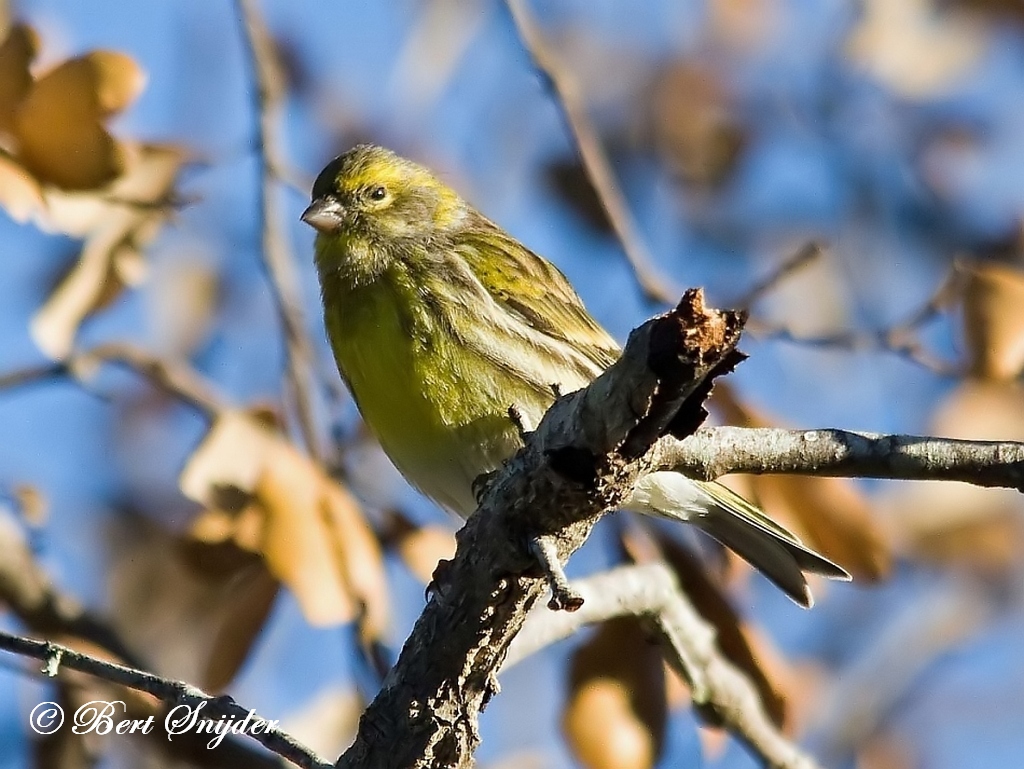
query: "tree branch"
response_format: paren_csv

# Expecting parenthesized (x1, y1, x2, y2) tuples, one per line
(0, 510, 142, 668)
(336, 289, 747, 768)
(736, 241, 824, 309)
(655, 426, 1024, 491)
(0, 630, 332, 769)
(505, 0, 677, 305)
(0, 342, 227, 419)
(745, 268, 961, 377)
(0, 507, 293, 769)
(235, 0, 327, 460)
(507, 563, 821, 768)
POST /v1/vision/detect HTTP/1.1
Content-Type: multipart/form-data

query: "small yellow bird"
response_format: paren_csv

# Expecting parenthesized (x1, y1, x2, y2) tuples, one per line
(303, 144, 849, 606)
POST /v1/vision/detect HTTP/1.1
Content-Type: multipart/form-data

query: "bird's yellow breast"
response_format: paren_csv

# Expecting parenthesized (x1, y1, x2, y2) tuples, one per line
(320, 252, 542, 515)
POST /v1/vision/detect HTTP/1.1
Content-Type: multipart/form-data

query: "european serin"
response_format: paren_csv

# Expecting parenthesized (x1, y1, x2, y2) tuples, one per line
(302, 144, 849, 606)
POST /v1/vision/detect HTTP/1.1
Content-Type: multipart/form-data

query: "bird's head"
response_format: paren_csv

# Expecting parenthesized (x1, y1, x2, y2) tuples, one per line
(302, 144, 467, 248)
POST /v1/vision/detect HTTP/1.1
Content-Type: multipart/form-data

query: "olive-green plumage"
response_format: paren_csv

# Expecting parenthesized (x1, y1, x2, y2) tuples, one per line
(303, 144, 849, 607)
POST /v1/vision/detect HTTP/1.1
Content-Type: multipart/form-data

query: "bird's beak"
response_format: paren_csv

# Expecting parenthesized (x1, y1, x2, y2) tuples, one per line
(301, 197, 345, 234)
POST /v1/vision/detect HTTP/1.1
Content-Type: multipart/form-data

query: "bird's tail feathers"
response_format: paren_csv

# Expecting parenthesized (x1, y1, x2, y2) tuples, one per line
(632, 474, 850, 608)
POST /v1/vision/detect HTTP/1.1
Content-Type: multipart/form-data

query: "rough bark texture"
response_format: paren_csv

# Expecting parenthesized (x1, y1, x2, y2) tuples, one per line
(336, 289, 744, 769)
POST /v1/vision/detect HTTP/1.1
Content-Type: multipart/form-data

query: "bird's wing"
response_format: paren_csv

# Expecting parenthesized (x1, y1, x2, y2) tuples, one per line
(456, 213, 622, 371)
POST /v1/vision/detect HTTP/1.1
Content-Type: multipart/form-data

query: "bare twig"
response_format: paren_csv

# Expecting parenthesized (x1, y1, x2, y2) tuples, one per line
(0, 505, 287, 769)
(0, 511, 143, 668)
(235, 0, 325, 459)
(655, 426, 1024, 491)
(746, 269, 961, 376)
(0, 342, 227, 419)
(736, 241, 824, 308)
(0, 630, 333, 769)
(505, 0, 677, 305)
(0, 362, 61, 392)
(508, 564, 822, 769)
(745, 323, 960, 376)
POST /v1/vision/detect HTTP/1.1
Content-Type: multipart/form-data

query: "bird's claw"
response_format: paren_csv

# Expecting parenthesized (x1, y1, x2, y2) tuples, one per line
(472, 470, 500, 504)
(529, 534, 584, 612)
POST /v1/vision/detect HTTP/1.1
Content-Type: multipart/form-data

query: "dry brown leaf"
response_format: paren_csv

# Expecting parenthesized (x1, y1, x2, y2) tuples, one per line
(146, 256, 220, 357)
(782, 661, 831, 738)
(856, 731, 917, 769)
(949, 0, 1024, 23)
(845, 0, 987, 99)
(564, 682, 656, 769)
(30, 145, 182, 359)
(107, 516, 265, 684)
(910, 510, 1023, 577)
(696, 724, 730, 763)
(14, 51, 145, 189)
(0, 153, 43, 222)
(650, 63, 746, 188)
(12, 482, 47, 526)
(181, 411, 389, 634)
(932, 378, 1024, 440)
(0, 24, 37, 135)
(957, 260, 1024, 380)
(562, 618, 666, 769)
(201, 564, 279, 692)
(708, 0, 779, 50)
(37, 143, 180, 237)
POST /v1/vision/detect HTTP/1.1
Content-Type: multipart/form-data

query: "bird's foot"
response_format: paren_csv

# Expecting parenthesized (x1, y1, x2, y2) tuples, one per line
(472, 470, 500, 505)
(529, 534, 584, 612)
(425, 557, 453, 602)
(507, 404, 532, 442)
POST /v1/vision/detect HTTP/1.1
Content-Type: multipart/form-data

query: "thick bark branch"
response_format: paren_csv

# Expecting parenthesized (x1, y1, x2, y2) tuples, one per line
(336, 290, 748, 768)
(656, 426, 1024, 492)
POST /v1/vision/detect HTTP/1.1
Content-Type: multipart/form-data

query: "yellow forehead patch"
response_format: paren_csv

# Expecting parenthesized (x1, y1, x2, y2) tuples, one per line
(327, 145, 467, 230)
(340, 155, 439, 196)
(342, 161, 404, 191)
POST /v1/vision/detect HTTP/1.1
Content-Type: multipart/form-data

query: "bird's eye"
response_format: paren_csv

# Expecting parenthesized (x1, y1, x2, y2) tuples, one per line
(368, 186, 387, 201)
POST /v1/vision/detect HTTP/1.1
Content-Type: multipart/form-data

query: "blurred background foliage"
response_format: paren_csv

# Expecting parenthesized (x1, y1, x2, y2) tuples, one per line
(2, 0, 1024, 767)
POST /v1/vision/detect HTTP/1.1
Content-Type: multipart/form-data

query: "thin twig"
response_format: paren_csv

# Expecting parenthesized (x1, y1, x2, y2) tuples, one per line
(0, 511, 143, 668)
(744, 322, 961, 376)
(505, 0, 677, 305)
(745, 269, 962, 376)
(235, 0, 325, 460)
(0, 342, 227, 419)
(0, 630, 333, 769)
(508, 564, 823, 769)
(0, 504, 286, 769)
(655, 426, 1024, 491)
(736, 241, 824, 308)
